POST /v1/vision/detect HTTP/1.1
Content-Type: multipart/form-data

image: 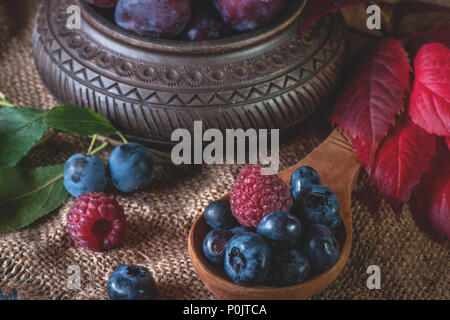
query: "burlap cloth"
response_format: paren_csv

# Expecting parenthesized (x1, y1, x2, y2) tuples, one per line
(0, 0, 448, 300)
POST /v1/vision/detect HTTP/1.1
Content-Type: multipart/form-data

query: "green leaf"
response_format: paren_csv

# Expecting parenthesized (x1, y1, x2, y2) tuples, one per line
(0, 107, 49, 168)
(45, 105, 117, 136)
(0, 165, 67, 232)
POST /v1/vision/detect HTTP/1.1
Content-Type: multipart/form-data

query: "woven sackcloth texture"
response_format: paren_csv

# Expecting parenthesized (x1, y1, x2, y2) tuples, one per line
(0, 0, 448, 300)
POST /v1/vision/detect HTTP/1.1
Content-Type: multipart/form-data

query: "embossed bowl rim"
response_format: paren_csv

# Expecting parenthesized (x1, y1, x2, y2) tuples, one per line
(77, 0, 307, 54)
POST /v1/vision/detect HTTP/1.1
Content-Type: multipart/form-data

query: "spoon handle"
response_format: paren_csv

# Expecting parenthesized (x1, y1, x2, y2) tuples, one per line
(279, 128, 360, 185)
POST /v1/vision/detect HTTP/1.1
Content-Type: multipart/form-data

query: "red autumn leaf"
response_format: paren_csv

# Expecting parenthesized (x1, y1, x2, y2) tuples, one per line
(371, 115, 436, 215)
(411, 140, 449, 241)
(409, 43, 450, 137)
(300, 0, 372, 36)
(446, 137, 450, 150)
(401, 29, 450, 59)
(331, 38, 411, 167)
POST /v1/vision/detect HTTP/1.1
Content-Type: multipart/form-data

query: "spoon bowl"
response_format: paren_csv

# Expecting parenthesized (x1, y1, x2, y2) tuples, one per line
(188, 129, 361, 299)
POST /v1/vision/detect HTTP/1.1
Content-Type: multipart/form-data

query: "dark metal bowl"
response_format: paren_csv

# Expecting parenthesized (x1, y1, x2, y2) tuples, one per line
(32, 0, 346, 148)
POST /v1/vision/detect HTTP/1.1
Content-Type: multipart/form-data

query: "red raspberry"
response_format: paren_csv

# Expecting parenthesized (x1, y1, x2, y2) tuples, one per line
(67, 193, 127, 251)
(230, 166, 293, 227)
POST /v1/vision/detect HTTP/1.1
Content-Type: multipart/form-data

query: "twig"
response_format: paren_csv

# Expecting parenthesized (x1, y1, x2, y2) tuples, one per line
(116, 131, 128, 144)
(90, 142, 109, 156)
(86, 134, 98, 156)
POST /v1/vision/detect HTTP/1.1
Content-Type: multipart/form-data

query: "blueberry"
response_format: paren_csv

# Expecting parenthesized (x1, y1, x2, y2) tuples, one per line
(204, 200, 237, 229)
(290, 185, 342, 233)
(107, 265, 157, 300)
(63, 153, 107, 197)
(290, 166, 322, 201)
(224, 232, 271, 286)
(328, 215, 344, 234)
(256, 211, 302, 248)
(269, 249, 311, 286)
(303, 224, 340, 272)
(229, 226, 255, 235)
(108, 142, 155, 193)
(202, 228, 233, 264)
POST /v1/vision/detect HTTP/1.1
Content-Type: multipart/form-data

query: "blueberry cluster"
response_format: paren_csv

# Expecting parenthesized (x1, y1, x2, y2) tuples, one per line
(85, 0, 286, 41)
(64, 142, 155, 197)
(202, 166, 342, 287)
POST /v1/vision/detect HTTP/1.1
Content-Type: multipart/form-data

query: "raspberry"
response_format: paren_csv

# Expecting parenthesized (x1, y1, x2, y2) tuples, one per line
(67, 193, 127, 251)
(230, 166, 293, 227)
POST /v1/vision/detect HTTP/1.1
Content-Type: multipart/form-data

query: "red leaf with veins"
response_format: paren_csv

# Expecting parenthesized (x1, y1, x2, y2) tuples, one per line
(409, 43, 450, 137)
(371, 116, 436, 216)
(411, 141, 449, 241)
(331, 38, 411, 167)
(300, 0, 372, 36)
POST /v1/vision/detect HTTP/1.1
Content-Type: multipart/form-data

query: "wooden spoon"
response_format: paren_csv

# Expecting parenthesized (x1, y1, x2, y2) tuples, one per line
(188, 128, 361, 299)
